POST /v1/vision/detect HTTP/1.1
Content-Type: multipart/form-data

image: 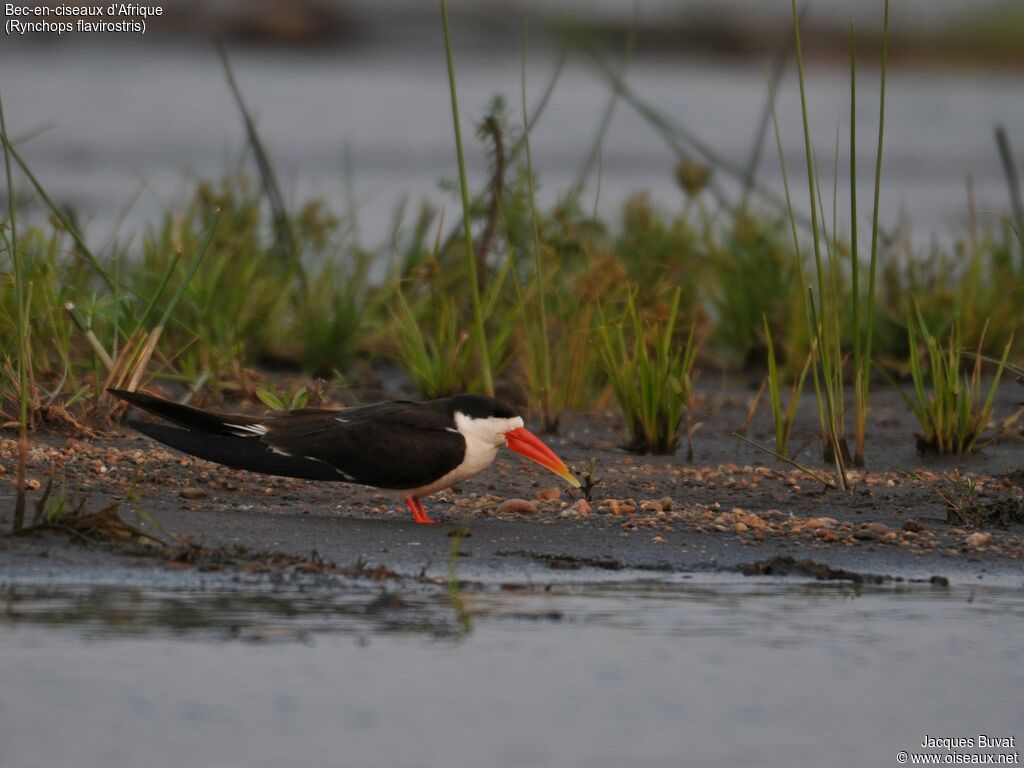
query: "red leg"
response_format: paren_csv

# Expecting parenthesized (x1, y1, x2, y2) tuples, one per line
(405, 497, 437, 524)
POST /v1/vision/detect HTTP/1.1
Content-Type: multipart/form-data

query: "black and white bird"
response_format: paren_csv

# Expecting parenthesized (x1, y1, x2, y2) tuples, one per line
(109, 389, 580, 524)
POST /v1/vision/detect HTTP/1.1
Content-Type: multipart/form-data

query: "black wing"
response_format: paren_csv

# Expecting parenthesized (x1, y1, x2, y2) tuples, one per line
(128, 421, 348, 481)
(258, 401, 466, 490)
(111, 390, 466, 490)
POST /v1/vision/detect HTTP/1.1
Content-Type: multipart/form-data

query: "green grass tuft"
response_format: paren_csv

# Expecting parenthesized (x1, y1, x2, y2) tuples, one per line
(896, 308, 1010, 455)
(597, 286, 698, 455)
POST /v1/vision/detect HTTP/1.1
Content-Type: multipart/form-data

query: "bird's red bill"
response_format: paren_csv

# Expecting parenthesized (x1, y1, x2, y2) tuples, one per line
(504, 427, 581, 488)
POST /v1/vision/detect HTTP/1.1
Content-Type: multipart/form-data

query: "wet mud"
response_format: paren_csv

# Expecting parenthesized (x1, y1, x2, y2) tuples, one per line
(2, 386, 1023, 588)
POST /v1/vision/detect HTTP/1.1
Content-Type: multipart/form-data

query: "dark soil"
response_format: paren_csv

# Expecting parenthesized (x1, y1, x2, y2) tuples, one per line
(2, 385, 1023, 587)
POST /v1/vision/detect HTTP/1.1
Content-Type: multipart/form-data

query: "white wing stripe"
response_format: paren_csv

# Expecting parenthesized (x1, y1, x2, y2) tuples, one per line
(225, 422, 267, 436)
(304, 454, 352, 481)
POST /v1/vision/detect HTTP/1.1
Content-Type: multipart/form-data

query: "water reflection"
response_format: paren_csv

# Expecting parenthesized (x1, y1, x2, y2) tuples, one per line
(1, 585, 464, 641)
(3, 580, 1018, 644)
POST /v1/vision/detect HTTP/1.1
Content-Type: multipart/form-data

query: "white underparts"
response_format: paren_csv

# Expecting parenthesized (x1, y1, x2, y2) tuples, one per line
(396, 412, 524, 498)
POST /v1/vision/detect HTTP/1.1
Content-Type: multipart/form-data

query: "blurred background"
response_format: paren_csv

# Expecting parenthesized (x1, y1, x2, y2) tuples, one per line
(1, 0, 1022, 245)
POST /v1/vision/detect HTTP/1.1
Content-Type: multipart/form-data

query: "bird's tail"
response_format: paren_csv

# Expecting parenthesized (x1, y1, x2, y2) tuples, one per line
(107, 389, 261, 435)
(109, 389, 343, 482)
(126, 420, 341, 481)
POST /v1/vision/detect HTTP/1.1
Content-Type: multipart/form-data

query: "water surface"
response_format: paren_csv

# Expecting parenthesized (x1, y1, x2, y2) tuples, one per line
(1, 42, 1021, 247)
(2, 581, 1021, 768)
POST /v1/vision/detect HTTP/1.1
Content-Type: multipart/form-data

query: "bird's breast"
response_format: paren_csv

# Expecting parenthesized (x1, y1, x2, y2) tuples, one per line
(396, 438, 500, 498)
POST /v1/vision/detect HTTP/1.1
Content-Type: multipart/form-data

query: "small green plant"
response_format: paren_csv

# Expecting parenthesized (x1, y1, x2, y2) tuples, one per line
(709, 214, 800, 367)
(515, 270, 607, 431)
(291, 204, 375, 376)
(390, 288, 472, 399)
(929, 470, 980, 526)
(388, 203, 517, 399)
(22, 488, 165, 548)
(509, 173, 616, 430)
(579, 458, 602, 503)
(29, 477, 69, 525)
(597, 286, 698, 454)
(256, 384, 310, 411)
(615, 193, 702, 312)
(919, 469, 1024, 527)
(876, 222, 1023, 364)
(133, 178, 286, 380)
(896, 308, 1011, 455)
(764, 315, 812, 459)
(511, 216, 613, 431)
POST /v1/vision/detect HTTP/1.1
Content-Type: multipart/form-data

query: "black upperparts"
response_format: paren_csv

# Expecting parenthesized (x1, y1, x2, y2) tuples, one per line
(445, 394, 519, 421)
(114, 390, 470, 490)
(128, 421, 345, 482)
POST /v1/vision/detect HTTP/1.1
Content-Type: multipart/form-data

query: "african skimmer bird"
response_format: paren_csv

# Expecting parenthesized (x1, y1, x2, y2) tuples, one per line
(110, 389, 580, 524)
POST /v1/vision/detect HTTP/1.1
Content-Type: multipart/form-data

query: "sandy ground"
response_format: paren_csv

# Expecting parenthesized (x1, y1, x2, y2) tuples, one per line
(2, 386, 1023, 588)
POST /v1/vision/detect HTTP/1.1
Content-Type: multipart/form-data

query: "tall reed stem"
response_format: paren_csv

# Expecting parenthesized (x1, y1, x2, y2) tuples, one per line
(791, 0, 847, 490)
(854, 0, 889, 466)
(441, 0, 493, 396)
(521, 20, 553, 426)
(0, 90, 29, 530)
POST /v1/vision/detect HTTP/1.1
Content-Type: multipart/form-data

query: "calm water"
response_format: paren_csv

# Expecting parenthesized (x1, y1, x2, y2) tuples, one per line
(2, 581, 1022, 768)
(1, 40, 1021, 248)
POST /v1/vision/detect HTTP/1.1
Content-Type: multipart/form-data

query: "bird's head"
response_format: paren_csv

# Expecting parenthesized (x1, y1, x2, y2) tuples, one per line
(449, 395, 581, 488)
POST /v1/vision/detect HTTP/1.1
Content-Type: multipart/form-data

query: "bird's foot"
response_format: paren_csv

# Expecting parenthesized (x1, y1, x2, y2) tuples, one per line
(405, 497, 438, 524)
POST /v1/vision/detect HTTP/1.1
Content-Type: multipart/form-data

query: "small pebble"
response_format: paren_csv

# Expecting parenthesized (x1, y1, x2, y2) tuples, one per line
(496, 498, 539, 516)
(607, 499, 637, 515)
(570, 499, 592, 516)
(964, 532, 991, 549)
(739, 513, 767, 531)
